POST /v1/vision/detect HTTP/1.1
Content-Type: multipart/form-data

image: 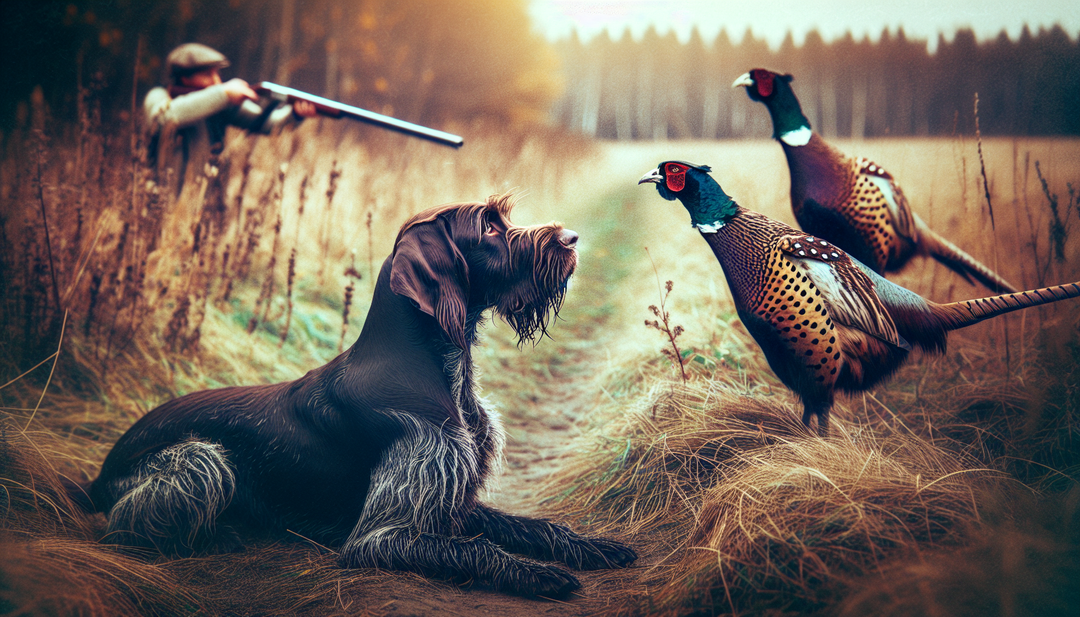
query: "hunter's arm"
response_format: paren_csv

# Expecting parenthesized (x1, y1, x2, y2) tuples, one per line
(144, 85, 233, 130)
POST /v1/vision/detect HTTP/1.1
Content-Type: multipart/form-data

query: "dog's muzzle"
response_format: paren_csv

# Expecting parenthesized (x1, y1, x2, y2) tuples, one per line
(558, 229, 578, 248)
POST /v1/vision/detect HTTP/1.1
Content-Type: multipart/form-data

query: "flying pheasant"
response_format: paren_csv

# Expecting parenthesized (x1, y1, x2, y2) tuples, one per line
(639, 160, 1079, 435)
(733, 68, 1018, 294)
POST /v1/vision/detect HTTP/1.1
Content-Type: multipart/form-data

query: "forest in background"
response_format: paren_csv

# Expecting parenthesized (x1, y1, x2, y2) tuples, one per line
(0, 0, 560, 132)
(2, 2, 1078, 140)
(550, 25, 1080, 139)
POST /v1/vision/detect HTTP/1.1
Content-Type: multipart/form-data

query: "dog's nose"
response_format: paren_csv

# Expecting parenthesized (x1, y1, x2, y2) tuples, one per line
(558, 229, 579, 248)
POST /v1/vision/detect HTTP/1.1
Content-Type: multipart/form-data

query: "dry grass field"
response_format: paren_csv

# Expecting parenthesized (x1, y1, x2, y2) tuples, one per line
(1, 119, 1078, 616)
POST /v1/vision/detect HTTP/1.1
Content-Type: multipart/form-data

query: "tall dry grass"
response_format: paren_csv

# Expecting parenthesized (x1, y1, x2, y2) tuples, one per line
(0, 88, 595, 406)
(543, 381, 1026, 615)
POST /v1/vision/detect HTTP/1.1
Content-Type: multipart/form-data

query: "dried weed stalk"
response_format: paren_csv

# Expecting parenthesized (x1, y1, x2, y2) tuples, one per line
(279, 249, 297, 347)
(974, 94, 996, 230)
(365, 210, 375, 283)
(249, 164, 288, 333)
(339, 280, 355, 354)
(974, 94, 1009, 371)
(1035, 160, 1073, 266)
(318, 161, 342, 279)
(220, 153, 255, 302)
(338, 249, 364, 353)
(644, 249, 688, 383)
(278, 174, 310, 347)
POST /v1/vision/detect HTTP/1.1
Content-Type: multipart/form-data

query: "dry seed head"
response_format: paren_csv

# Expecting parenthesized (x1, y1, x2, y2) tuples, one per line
(286, 250, 296, 288)
(339, 280, 356, 353)
(297, 175, 309, 218)
(327, 162, 342, 204)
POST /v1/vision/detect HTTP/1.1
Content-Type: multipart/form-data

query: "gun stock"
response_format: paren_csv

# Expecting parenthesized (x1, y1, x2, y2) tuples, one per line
(256, 82, 463, 149)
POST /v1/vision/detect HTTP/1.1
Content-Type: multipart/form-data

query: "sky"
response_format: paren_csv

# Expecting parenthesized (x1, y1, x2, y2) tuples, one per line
(527, 0, 1080, 50)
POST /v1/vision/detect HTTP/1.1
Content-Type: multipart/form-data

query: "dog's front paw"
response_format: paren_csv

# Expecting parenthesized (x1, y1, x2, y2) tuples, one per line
(564, 537, 638, 570)
(499, 561, 580, 598)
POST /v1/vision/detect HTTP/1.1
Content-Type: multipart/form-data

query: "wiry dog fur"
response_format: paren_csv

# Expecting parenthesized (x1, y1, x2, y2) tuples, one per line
(81, 194, 636, 597)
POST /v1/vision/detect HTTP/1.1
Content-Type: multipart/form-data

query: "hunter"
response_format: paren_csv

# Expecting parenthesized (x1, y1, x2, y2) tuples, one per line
(145, 43, 317, 196)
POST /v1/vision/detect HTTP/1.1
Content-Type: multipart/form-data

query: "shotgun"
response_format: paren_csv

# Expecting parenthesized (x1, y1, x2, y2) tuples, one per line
(255, 82, 464, 149)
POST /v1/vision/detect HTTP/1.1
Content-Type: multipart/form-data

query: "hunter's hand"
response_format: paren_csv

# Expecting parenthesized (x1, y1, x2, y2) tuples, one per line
(292, 100, 318, 118)
(222, 78, 259, 105)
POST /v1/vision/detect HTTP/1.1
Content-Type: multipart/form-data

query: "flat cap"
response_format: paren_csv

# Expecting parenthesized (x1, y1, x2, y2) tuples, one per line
(167, 43, 230, 77)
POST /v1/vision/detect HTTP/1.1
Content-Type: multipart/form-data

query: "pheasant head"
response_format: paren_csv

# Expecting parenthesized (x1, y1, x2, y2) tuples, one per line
(638, 161, 738, 233)
(733, 69, 811, 145)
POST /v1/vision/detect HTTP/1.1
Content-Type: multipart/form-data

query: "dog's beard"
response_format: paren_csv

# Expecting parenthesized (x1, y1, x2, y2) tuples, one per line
(498, 279, 568, 345)
(499, 227, 577, 345)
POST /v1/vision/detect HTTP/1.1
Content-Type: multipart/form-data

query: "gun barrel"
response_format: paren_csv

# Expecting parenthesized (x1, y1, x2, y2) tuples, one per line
(257, 82, 463, 148)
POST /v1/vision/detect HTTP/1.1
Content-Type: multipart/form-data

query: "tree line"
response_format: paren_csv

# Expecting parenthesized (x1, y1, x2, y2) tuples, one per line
(1, 3, 1076, 139)
(0, 0, 559, 132)
(549, 25, 1080, 139)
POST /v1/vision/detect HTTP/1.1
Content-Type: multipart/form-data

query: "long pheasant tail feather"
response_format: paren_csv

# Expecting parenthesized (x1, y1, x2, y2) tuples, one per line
(918, 225, 1019, 294)
(932, 282, 1080, 331)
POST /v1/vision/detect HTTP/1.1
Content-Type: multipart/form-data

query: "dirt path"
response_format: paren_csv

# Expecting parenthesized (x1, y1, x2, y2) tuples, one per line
(486, 186, 652, 512)
(338, 186, 653, 616)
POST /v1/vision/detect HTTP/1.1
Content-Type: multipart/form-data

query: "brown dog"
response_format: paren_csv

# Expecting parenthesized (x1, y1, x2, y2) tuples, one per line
(82, 194, 636, 597)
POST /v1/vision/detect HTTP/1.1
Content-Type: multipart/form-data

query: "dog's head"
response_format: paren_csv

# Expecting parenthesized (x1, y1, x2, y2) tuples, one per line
(390, 193, 578, 348)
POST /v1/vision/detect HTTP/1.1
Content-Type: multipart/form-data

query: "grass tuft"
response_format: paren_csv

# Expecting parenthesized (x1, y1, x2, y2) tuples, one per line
(544, 379, 1007, 616)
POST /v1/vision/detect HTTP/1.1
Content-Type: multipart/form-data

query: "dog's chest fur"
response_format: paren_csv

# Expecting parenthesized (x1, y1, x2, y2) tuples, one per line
(444, 320, 505, 491)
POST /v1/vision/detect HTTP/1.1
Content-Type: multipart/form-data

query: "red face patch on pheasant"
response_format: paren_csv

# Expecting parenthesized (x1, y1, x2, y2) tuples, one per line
(665, 162, 687, 192)
(751, 69, 775, 97)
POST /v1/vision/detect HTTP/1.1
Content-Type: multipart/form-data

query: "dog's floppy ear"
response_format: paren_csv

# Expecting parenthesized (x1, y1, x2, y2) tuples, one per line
(390, 217, 470, 349)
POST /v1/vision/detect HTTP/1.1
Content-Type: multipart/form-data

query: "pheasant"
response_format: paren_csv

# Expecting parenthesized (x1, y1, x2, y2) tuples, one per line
(733, 68, 1018, 294)
(639, 160, 1080, 435)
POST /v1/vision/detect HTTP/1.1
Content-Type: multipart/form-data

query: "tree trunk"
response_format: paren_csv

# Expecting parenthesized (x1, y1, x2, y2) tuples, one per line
(324, 4, 342, 99)
(820, 71, 838, 138)
(852, 73, 868, 140)
(635, 58, 652, 139)
(581, 65, 601, 136)
(274, 0, 296, 85)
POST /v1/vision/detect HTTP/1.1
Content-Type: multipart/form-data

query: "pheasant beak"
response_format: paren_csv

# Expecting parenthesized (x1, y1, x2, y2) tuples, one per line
(638, 167, 663, 185)
(732, 72, 753, 89)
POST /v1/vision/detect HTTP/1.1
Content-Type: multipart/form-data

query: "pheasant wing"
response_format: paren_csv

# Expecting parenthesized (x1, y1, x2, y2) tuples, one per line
(855, 158, 918, 242)
(777, 233, 908, 350)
